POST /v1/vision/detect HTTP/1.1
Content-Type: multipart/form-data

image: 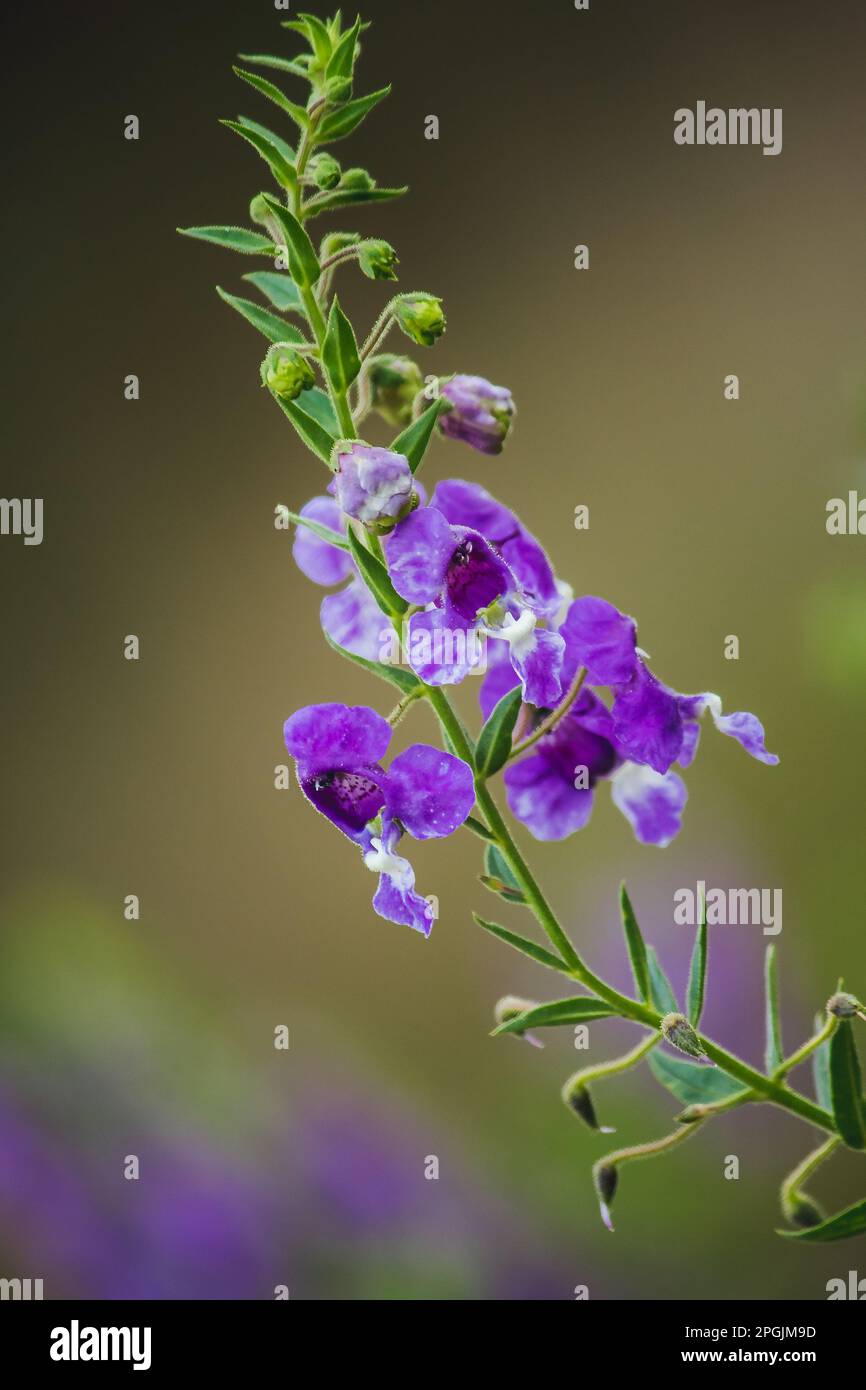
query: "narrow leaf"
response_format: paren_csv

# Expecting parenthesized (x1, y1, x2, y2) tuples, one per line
(829, 1021, 866, 1150)
(619, 883, 650, 1003)
(812, 1012, 832, 1111)
(273, 395, 335, 463)
(325, 17, 361, 82)
(238, 54, 311, 79)
(233, 67, 310, 129)
(648, 1050, 747, 1107)
(243, 271, 304, 314)
(764, 944, 784, 1074)
(284, 508, 350, 552)
(390, 399, 446, 474)
(778, 1196, 866, 1243)
(322, 628, 420, 696)
(221, 119, 297, 194)
(318, 86, 391, 142)
(262, 194, 321, 288)
(474, 686, 522, 778)
(485, 843, 521, 894)
(283, 14, 331, 67)
(177, 225, 274, 255)
(472, 914, 571, 975)
(347, 529, 407, 617)
(686, 894, 708, 1027)
(297, 386, 340, 437)
(493, 997, 616, 1036)
(322, 296, 361, 394)
(216, 287, 303, 343)
(464, 815, 496, 842)
(646, 947, 678, 1015)
(305, 186, 408, 215)
(479, 875, 526, 906)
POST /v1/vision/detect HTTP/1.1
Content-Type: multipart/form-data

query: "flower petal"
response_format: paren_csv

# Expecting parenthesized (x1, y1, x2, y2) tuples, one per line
(697, 694, 780, 765)
(559, 596, 639, 687)
(384, 506, 454, 605)
(478, 643, 520, 722)
(611, 665, 688, 774)
(610, 763, 688, 847)
(320, 578, 389, 662)
(387, 744, 475, 839)
(283, 703, 391, 774)
(405, 607, 482, 685)
(293, 496, 352, 587)
(504, 754, 596, 841)
(372, 868, 435, 936)
(508, 626, 565, 709)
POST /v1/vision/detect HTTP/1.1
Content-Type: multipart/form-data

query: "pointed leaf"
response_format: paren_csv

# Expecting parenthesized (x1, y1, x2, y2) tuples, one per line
(273, 394, 335, 463)
(322, 628, 420, 696)
(493, 997, 616, 1036)
(472, 914, 571, 975)
(778, 1196, 866, 1243)
(297, 386, 339, 437)
(318, 86, 391, 142)
(648, 1050, 747, 1107)
(221, 119, 297, 194)
(464, 815, 496, 842)
(237, 53, 311, 79)
(284, 508, 350, 552)
(829, 1020, 866, 1150)
(243, 271, 304, 314)
(177, 225, 275, 255)
(235, 115, 296, 164)
(390, 399, 446, 474)
(262, 194, 321, 288)
(233, 67, 310, 130)
(764, 944, 784, 1074)
(646, 946, 678, 1015)
(283, 14, 332, 67)
(813, 1012, 832, 1111)
(322, 297, 361, 394)
(475, 686, 522, 778)
(216, 287, 304, 343)
(485, 844, 521, 894)
(686, 895, 708, 1027)
(479, 874, 526, 905)
(305, 186, 408, 215)
(347, 529, 407, 617)
(619, 884, 650, 1004)
(325, 16, 361, 82)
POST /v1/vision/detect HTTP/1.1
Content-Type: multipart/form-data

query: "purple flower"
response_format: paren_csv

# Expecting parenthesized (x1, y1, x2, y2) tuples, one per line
(283, 703, 475, 934)
(333, 443, 415, 528)
(439, 375, 515, 455)
(292, 496, 387, 661)
(503, 687, 688, 846)
(384, 501, 564, 703)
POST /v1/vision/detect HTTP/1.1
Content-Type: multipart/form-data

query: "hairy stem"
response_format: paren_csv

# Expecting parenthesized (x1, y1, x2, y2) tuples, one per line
(508, 667, 586, 762)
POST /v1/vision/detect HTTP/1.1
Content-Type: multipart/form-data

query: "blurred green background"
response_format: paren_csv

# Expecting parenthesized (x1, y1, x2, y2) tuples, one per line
(1, 0, 865, 1298)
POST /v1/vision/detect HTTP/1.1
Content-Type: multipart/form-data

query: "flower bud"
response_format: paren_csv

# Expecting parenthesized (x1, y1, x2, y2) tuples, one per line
(394, 293, 446, 348)
(367, 354, 424, 428)
(660, 1012, 708, 1061)
(308, 152, 342, 190)
(593, 1161, 618, 1232)
(333, 443, 415, 530)
(562, 1081, 615, 1134)
(261, 344, 316, 402)
(827, 991, 865, 1020)
(785, 1192, 825, 1230)
(339, 167, 375, 192)
(494, 994, 536, 1027)
(438, 374, 516, 455)
(320, 231, 361, 260)
(358, 239, 399, 282)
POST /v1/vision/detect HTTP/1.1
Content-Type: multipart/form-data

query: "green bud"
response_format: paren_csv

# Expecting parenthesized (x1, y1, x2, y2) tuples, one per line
(249, 193, 273, 228)
(660, 1012, 708, 1061)
(494, 994, 536, 1028)
(261, 344, 315, 402)
(394, 293, 446, 348)
(358, 239, 399, 281)
(309, 152, 342, 190)
(784, 1192, 825, 1230)
(320, 231, 361, 260)
(592, 1161, 618, 1232)
(339, 167, 375, 192)
(367, 354, 424, 427)
(827, 991, 865, 1020)
(563, 1083, 614, 1134)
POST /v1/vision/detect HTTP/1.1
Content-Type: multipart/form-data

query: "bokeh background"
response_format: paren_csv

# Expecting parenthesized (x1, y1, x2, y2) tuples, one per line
(2, 0, 865, 1299)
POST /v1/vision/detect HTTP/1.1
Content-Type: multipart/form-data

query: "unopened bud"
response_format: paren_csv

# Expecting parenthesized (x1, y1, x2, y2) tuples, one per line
(494, 994, 542, 1048)
(660, 1012, 708, 1061)
(562, 1081, 615, 1134)
(785, 1192, 825, 1230)
(261, 344, 316, 402)
(358, 239, 399, 281)
(308, 152, 342, 190)
(320, 231, 360, 261)
(593, 1161, 618, 1232)
(339, 167, 375, 193)
(827, 992, 865, 1021)
(394, 293, 446, 348)
(367, 354, 424, 427)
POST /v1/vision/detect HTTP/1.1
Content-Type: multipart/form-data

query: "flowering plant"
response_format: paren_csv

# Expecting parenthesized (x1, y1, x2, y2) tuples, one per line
(180, 11, 866, 1241)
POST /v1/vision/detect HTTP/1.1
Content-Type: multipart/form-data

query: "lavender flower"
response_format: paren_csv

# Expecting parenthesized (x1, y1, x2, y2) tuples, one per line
(333, 443, 416, 529)
(283, 703, 474, 933)
(292, 495, 386, 661)
(438, 375, 515, 455)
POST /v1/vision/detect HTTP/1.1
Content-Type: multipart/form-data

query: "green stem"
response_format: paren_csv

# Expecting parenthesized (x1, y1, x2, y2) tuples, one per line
(508, 667, 586, 762)
(772, 1014, 837, 1082)
(780, 1136, 840, 1224)
(563, 1032, 659, 1099)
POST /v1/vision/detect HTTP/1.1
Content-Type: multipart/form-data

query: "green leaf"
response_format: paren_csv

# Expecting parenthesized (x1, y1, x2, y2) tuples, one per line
(262, 194, 321, 288)
(318, 86, 391, 142)
(298, 386, 340, 437)
(829, 1020, 866, 1150)
(778, 1196, 866, 1243)
(813, 1012, 832, 1111)
(325, 16, 361, 82)
(323, 628, 420, 696)
(485, 843, 521, 894)
(472, 914, 571, 975)
(221, 119, 297, 194)
(322, 297, 361, 394)
(273, 394, 335, 463)
(305, 186, 409, 215)
(347, 529, 407, 617)
(464, 815, 496, 842)
(648, 1050, 747, 1108)
(475, 686, 522, 778)
(242, 271, 304, 315)
(764, 944, 784, 1074)
(283, 14, 332, 67)
(493, 997, 617, 1036)
(177, 225, 275, 255)
(686, 895, 708, 1027)
(479, 875, 526, 905)
(646, 946, 678, 1015)
(233, 67, 310, 130)
(390, 399, 445, 474)
(235, 115, 297, 164)
(216, 287, 304, 343)
(237, 53, 311, 80)
(619, 883, 650, 1004)
(284, 507, 350, 552)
